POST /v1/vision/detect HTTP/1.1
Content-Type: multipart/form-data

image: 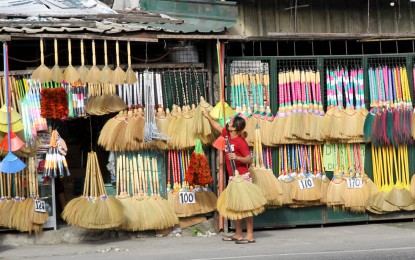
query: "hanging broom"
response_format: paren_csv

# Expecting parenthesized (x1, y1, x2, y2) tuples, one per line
(77, 39, 89, 84)
(86, 40, 101, 84)
(111, 41, 126, 85)
(62, 152, 124, 229)
(216, 136, 266, 220)
(50, 39, 63, 83)
(125, 42, 137, 84)
(99, 40, 113, 84)
(63, 39, 80, 84)
(32, 38, 51, 83)
(249, 124, 283, 207)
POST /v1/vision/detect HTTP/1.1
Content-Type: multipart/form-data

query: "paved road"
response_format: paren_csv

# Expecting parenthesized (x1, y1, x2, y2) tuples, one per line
(2, 222, 415, 259)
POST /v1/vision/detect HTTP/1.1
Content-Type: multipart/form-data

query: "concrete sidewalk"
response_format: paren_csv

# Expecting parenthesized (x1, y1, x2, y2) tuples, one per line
(2, 221, 415, 259)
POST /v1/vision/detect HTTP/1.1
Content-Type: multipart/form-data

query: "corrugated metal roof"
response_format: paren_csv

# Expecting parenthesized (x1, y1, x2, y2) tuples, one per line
(0, 0, 237, 35)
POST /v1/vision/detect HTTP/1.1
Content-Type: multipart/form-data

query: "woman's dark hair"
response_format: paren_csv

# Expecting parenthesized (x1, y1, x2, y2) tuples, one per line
(233, 116, 246, 132)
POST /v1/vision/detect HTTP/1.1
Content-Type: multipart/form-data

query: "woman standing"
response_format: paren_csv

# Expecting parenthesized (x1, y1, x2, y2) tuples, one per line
(203, 111, 257, 244)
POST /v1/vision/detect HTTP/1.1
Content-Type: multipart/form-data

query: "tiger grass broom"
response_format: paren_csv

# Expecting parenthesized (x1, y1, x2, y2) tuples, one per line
(111, 41, 126, 85)
(118, 153, 139, 231)
(63, 39, 80, 84)
(62, 152, 124, 229)
(216, 136, 266, 220)
(50, 39, 63, 83)
(99, 40, 113, 84)
(249, 124, 283, 207)
(86, 40, 101, 84)
(125, 42, 137, 84)
(32, 38, 51, 83)
(77, 39, 89, 84)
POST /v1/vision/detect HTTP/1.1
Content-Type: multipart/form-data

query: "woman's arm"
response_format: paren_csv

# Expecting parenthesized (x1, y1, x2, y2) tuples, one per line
(228, 153, 253, 165)
(203, 109, 223, 133)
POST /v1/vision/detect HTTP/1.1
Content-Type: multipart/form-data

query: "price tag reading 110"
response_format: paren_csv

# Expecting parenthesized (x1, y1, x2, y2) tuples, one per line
(347, 178, 363, 189)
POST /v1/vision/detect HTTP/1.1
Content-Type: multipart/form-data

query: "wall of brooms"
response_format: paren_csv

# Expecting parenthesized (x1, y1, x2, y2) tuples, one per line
(226, 54, 415, 220)
(0, 38, 216, 233)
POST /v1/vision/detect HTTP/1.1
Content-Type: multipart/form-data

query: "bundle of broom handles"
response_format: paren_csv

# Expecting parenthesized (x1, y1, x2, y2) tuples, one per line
(225, 136, 239, 176)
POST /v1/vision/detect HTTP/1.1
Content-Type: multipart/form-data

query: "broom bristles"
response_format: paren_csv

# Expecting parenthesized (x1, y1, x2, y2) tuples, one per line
(111, 67, 126, 85)
(250, 167, 283, 207)
(51, 65, 63, 83)
(77, 66, 90, 84)
(217, 189, 265, 220)
(32, 65, 52, 83)
(385, 187, 414, 208)
(126, 68, 137, 85)
(64, 65, 80, 84)
(86, 66, 101, 84)
(99, 66, 113, 84)
(224, 175, 267, 212)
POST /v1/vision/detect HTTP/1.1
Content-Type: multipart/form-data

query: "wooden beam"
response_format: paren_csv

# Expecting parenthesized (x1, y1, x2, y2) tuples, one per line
(9, 33, 158, 42)
(0, 21, 96, 28)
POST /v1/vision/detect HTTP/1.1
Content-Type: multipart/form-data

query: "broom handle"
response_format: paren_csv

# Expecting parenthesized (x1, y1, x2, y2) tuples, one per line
(138, 154, 145, 195)
(54, 39, 58, 65)
(80, 39, 85, 66)
(116, 154, 120, 195)
(132, 154, 139, 195)
(84, 153, 90, 197)
(104, 40, 108, 66)
(116, 41, 120, 67)
(92, 40, 96, 66)
(225, 137, 237, 175)
(39, 38, 45, 65)
(127, 42, 131, 67)
(129, 154, 133, 196)
(68, 39, 72, 66)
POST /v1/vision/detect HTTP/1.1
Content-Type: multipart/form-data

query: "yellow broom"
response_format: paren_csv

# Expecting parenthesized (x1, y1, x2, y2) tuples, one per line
(77, 39, 90, 84)
(50, 39, 63, 83)
(32, 38, 51, 83)
(125, 42, 137, 84)
(111, 41, 126, 85)
(63, 39, 80, 84)
(216, 136, 266, 220)
(99, 40, 113, 84)
(249, 124, 283, 207)
(86, 40, 101, 84)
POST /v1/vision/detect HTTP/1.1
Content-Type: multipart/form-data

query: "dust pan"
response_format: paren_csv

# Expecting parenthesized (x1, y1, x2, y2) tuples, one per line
(32, 38, 51, 83)
(210, 100, 235, 121)
(0, 42, 26, 174)
(50, 39, 63, 83)
(63, 39, 80, 84)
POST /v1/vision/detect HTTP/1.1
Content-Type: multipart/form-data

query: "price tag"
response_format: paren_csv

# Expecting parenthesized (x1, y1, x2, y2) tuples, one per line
(179, 191, 196, 204)
(34, 199, 46, 213)
(298, 178, 315, 190)
(347, 178, 363, 189)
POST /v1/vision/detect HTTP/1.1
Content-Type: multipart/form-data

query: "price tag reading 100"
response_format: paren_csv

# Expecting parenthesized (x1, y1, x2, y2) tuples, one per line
(179, 191, 196, 204)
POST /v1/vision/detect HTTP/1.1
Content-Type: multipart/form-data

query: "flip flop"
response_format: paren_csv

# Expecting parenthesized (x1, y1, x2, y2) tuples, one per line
(222, 236, 241, 242)
(235, 239, 256, 244)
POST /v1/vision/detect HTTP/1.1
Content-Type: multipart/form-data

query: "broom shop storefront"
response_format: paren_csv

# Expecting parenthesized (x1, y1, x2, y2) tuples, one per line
(225, 41, 415, 228)
(0, 38, 223, 233)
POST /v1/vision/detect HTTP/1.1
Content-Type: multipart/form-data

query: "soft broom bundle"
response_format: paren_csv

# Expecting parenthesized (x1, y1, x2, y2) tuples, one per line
(217, 137, 266, 220)
(62, 152, 124, 229)
(249, 124, 283, 207)
(184, 139, 217, 214)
